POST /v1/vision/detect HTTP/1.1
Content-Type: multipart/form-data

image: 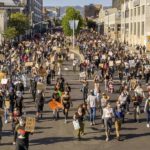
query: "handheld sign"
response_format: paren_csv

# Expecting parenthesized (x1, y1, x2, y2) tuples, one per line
(25, 117, 36, 132)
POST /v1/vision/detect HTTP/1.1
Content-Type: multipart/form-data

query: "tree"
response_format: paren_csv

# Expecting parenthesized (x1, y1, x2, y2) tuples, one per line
(8, 12, 30, 36)
(62, 7, 83, 36)
(3, 27, 17, 41)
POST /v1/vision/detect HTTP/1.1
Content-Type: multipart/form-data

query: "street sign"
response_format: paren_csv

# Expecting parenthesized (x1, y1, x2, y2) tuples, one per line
(74, 20, 79, 29)
(69, 20, 74, 30)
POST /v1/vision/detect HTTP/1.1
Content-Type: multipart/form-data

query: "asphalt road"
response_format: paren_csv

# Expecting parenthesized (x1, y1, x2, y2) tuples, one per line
(1, 54, 150, 150)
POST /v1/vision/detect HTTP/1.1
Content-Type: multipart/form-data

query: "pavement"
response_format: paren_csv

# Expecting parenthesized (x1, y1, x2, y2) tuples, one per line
(1, 52, 150, 150)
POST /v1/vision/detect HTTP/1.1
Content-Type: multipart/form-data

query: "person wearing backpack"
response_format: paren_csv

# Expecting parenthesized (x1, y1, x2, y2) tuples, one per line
(144, 96, 150, 128)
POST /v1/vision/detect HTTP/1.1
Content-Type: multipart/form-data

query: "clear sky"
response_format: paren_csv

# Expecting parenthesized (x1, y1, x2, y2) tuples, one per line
(43, 0, 112, 7)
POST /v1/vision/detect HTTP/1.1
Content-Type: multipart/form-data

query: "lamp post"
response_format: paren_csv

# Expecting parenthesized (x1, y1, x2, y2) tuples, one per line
(69, 20, 79, 50)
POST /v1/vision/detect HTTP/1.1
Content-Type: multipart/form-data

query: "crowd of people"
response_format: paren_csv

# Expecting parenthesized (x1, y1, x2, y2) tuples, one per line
(0, 29, 150, 150)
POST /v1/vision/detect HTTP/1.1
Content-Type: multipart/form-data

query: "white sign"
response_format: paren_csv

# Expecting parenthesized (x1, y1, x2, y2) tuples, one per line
(129, 60, 136, 67)
(80, 72, 86, 78)
(69, 20, 79, 30)
(1, 78, 8, 84)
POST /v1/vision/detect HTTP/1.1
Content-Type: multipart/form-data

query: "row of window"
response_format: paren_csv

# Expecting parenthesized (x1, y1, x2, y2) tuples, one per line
(122, 5, 145, 18)
(129, 22, 145, 36)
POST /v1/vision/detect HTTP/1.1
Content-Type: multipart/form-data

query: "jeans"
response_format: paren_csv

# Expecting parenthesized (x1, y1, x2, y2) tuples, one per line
(146, 110, 150, 124)
(90, 107, 96, 122)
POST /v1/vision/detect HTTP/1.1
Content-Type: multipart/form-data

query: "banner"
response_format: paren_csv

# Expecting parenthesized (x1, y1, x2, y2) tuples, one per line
(25, 117, 36, 132)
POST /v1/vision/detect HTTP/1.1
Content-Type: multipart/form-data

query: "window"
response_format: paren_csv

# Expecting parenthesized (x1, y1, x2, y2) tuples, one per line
(141, 22, 144, 35)
(131, 9, 133, 17)
(130, 23, 132, 34)
(134, 22, 136, 35)
(138, 22, 140, 37)
(134, 8, 136, 16)
(142, 5, 145, 15)
(138, 7, 140, 15)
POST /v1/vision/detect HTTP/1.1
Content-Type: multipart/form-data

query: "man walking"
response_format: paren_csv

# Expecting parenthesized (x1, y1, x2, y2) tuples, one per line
(87, 90, 98, 126)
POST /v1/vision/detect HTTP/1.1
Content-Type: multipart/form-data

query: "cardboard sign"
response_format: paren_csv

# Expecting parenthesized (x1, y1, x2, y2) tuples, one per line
(1, 78, 8, 84)
(39, 68, 47, 77)
(0, 108, 4, 116)
(48, 99, 63, 111)
(5, 100, 10, 109)
(25, 117, 36, 132)
(0, 54, 5, 61)
(109, 61, 114, 67)
(25, 62, 33, 67)
(0, 72, 6, 80)
(99, 63, 103, 68)
(37, 83, 46, 91)
(116, 60, 121, 65)
(79, 72, 86, 78)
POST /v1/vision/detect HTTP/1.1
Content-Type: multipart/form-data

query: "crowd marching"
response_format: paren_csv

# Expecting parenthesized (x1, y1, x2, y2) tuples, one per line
(0, 30, 150, 150)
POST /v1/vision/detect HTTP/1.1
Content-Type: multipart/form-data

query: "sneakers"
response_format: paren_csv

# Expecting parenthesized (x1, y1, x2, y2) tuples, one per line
(12, 142, 16, 145)
(105, 137, 109, 142)
(5, 120, 8, 124)
(64, 119, 67, 124)
(147, 124, 150, 128)
(90, 122, 93, 126)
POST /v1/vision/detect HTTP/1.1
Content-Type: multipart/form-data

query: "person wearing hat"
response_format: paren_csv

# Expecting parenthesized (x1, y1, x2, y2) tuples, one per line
(87, 90, 98, 126)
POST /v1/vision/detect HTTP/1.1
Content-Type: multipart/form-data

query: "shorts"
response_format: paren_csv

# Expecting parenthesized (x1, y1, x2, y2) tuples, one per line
(63, 102, 70, 109)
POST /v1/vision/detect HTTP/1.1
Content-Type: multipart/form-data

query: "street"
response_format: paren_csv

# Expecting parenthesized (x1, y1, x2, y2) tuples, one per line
(1, 53, 150, 150)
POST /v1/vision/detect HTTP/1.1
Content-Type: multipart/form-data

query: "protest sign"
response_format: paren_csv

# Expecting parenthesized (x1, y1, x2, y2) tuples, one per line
(1, 78, 8, 84)
(79, 72, 86, 78)
(109, 61, 114, 67)
(37, 83, 46, 91)
(25, 117, 36, 132)
(129, 60, 136, 67)
(116, 60, 121, 65)
(70, 54, 75, 60)
(25, 62, 33, 67)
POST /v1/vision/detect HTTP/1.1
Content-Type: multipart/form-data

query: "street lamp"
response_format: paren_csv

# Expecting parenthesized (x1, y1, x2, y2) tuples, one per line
(69, 20, 79, 50)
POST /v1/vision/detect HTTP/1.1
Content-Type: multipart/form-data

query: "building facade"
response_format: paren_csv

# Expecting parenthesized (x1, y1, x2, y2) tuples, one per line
(112, 0, 122, 9)
(84, 4, 102, 19)
(121, 0, 150, 50)
(0, 10, 7, 45)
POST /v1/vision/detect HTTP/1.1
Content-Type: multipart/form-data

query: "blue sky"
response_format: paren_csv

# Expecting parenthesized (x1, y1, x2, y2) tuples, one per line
(43, 0, 112, 6)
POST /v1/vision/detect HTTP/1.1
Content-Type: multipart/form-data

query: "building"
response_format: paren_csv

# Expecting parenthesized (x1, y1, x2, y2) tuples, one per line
(99, 7, 121, 40)
(44, 7, 60, 19)
(84, 4, 102, 19)
(112, 0, 122, 9)
(121, 0, 150, 50)
(0, 10, 7, 45)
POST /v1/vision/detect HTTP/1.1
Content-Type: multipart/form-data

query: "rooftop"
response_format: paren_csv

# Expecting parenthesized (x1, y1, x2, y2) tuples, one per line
(0, 0, 16, 6)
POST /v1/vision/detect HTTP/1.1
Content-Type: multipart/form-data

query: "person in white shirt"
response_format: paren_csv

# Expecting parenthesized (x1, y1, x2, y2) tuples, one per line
(102, 103, 114, 141)
(87, 90, 98, 126)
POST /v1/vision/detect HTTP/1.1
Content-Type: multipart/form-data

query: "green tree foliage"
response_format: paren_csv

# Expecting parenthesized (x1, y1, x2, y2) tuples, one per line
(62, 7, 83, 36)
(8, 12, 29, 36)
(3, 27, 17, 40)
